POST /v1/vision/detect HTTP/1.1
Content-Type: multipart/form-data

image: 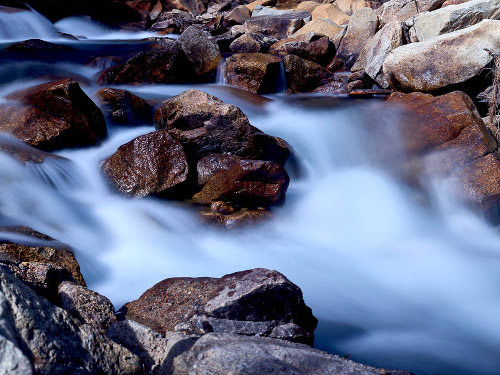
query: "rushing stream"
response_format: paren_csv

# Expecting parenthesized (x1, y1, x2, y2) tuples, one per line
(0, 7, 500, 375)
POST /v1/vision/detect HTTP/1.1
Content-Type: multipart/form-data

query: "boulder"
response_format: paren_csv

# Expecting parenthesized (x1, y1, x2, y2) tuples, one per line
(0, 267, 140, 375)
(408, 0, 498, 42)
(352, 20, 403, 88)
(0, 79, 106, 151)
(178, 26, 222, 75)
(123, 268, 318, 344)
(226, 5, 252, 24)
(171, 333, 411, 375)
(376, 0, 446, 25)
(243, 13, 310, 38)
(311, 3, 350, 25)
(335, 0, 371, 15)
(292, 19, 344, 45)
(383, 20, 500, 92)
(295, 0, 321, 13)
(336, 8, 378, 69)
(269, 33, 335, 65)
(224, 53, 284, 94)
(154, 90, 290, 165)
(101, 130, 189, 198)
(98, 39, 196, 85)
(96, 88, 152, 125)
(230, 33, 268, 52)
(200, 207, 273, 228)
(150, 11, 197, 33)
(193, 154, 290, 207)
(58, 281, 116, 332)
(246, 0, 276, 12)
(283, 54, 335, 93)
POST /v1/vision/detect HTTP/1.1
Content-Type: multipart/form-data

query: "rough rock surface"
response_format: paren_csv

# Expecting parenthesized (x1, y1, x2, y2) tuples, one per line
(0, 267, 140, 375)
(178, 26, 222, 75)
(383, 20, 500, 92)
(200, 207, 273, 228)
(96, 88, 153, 125)
(0, 79, 107, 151)
(311, 3, 350, 25)
(154, 90, 290, 165)
(283, 54, 334, 93)
(123, 268, 318, 344)
(243, 13, 310, 39)
(292, 19, 344, 45)
(269, 33, 335, 65)
(102, 130, 189, 197)
(377, 0, 446, 25)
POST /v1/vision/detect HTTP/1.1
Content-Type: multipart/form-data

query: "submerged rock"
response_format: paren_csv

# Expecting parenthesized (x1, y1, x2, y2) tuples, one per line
(0, 79, 107, 151)
(200, 206, 273, 228)
(123, 268, 318, 345)
(96, 88, 153, 125)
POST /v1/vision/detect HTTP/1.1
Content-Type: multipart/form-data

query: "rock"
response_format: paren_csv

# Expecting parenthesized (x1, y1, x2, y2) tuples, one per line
(230, 33, 267, 52)
(292, 19, 344, 45)
(200, 207, 273, 228)
(352, 20, 403, 88)
(154, 90, 290, 165)
(171, 333, 411, 375)
(0, 79, 106, 151)
(107, 320, 198, 374)
(283, 54, 334, 93)
(409, 0, 498, 42)
(442, 0, 471, 6)
(58, 281, 116, 332)
(295, 0, 321, 13)
(123, 268, 318, 344)
(0, 267, 140, 375)
(269, 33, 335, 65)
(101, 130, 189, 198)
(327, 57, 345, 72)
(1, 38, 74, 55)
(0, 229, 85, 286)
(193, 154, 290, 207)
(252, 5, 302, 16)
(383, 20, 500, 92)
(377, 0, 446, 25)
(96, 88, 153, 125)
(336, 8, 378, 69)
(224, 53, 284, 94)
(311, 3, 350, 25)
(246, 0, 276, 12)
(150, 11, 197, 33)
(244, 13, 310, 39)
(98, 39, 196, 85)
(178, 26, 222, 75)
(335, 0, 371, 15)
(226, 5, 252, 24)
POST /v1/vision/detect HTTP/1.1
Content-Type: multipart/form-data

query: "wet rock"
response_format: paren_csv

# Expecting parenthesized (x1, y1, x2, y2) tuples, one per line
(336, 8, 378, 69)
(226, 5, 252, 24)
(292, 19, 344, 45)
(409, 0, 498, 42)
(243, 13, 310, 39)
(200, 207, 273, 228)
(352, 20, 402, 88)
(284, 54, 334, 93)
(123, 268, 318, 344)
(58, 281, 116, 332)
(154, 90, 290, 165)
(1, 38, 74, 55)
(230, 33, 268, 52)
(101, 130, 189, 197)
(0, 79, 107, 151)
(377, 0, 445, 25)
(193, 154, 290, 207)
(0, 267, 140, 375)
(150, 11, 198, 33)
(98, 39, 196, 85)
(269, 33, 335, 65)
(96, 88, 153, 125)
(178, 26, 222, 75)
(311, 3, 350, 25)
(225, 52, 283, 94)
(383, 20, 500, 92)
(171, 333, 412, 375)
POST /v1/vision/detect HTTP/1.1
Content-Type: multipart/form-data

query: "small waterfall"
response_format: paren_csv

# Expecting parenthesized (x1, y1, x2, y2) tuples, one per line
(215, 57, 227, 85)
(0, 6, 58, 41)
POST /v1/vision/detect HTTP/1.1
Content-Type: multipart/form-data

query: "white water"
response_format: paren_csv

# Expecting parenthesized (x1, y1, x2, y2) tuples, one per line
(0, 9, 499, 375)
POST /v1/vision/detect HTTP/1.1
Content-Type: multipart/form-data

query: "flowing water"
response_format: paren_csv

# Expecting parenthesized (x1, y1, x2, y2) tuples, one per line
(0, 7, 499, 375)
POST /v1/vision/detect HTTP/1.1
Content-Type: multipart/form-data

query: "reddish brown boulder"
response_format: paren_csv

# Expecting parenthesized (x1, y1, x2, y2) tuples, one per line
(123, 268, 318, 345)
(154, 90, 290, 165)
(101, 130, 189, 197)
(0, 79, 106, 151)
(224, 53, 283, 94)
(194, 154, 290, 207)
(178, 26, 222, 75)
(283, 54, 335, 93)
(269, 34, 335, 66)
(96, 88, 153, 125)
(230, 33, 267, 53)
(243, 13, 310, 39)
(98, 39, 195, 85)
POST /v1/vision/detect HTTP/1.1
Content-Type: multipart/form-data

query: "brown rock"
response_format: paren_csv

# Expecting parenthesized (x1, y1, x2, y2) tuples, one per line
(227, 5, 252, 24)
(230, 33, 266, 52)
(311, 4, 350, 25)
(154, 90, 290, 165)
(283, 54, 334, 93)
(150, 11, 197, 34)
(377, 0, 445, 26)
(123, 268, 318, 344)
(0, 79, 106, 151)
(295, 1, 321, 13)
(269, 33, 335, 65)
(200, 207, 273, 228)
(96, 88, 152, 125)
(194, 154, 290, 207)
(98, 39, 196, 85)
(225, 53, 283, 94)
(292, 19, 344, 45)
(178, 26, 222, 75)
(243, 13, 310, 39)
(335, 0, 371, 15)
(101, 130, 189, 197)
(246, 0, 276, 12)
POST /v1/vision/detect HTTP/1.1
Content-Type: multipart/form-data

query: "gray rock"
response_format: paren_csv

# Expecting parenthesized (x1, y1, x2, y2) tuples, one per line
(179, 26, 222, 75)
(377, 0, 445, 25)
(352, 20, 403, 88)
(252, 5, 312, 20)
(0, 267, 140, 375)
(58, 281, 116, 332)
(171, 333, 411, 375)
(383, 19, 500, 91)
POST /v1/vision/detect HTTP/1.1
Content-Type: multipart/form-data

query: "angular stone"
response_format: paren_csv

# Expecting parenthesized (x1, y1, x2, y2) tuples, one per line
(178, 26, 222, 75)
(292, 19, 344, 45)
(244, 13, 310, 38)
(377, 0, 445, 25)
(284, 54, 334, 93)
(311, 3, 350, 25)
(96, 88, 152, 125)
(269, 33, 335, 65)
